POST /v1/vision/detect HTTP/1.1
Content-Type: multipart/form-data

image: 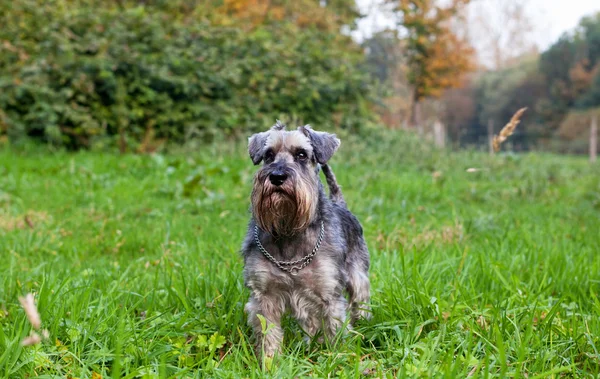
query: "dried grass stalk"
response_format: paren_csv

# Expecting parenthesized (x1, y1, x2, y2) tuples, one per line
(492, 108, 527, 153)
(18, 293, 50, 346)
(21, 333, 42, 346)
(18, 293, 41, 330)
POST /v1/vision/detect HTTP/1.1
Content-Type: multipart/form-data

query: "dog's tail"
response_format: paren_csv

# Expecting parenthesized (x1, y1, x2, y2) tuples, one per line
(321, 164, 345, 204)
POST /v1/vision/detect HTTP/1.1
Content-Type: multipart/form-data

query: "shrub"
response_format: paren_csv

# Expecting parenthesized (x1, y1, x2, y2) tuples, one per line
(0, 0, 378, 149)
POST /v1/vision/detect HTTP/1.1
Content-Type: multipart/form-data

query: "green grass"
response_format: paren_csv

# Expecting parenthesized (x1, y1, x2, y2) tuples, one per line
(1, 131, 600, 378)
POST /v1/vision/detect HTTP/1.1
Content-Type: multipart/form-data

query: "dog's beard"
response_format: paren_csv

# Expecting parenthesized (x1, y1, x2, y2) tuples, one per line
(251, 170, 317, 236)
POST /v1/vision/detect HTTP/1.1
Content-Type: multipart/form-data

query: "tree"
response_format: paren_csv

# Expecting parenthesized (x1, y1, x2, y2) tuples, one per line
(576, 72, 600, 109)
(579, 12, 600, 68)
(461, 0, 539, 69)
(389, 0, 475, 131)
(440, 76, 477, 143)
(575, 13, 600, 109)
(363, 31, 411, 128)
(539, 12, 600, 133)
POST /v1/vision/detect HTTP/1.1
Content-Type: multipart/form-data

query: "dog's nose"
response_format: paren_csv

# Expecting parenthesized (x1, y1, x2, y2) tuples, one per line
(269, 170, 288, 186)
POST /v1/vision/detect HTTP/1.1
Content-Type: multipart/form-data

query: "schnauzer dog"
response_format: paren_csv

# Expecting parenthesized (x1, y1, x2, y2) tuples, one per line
(241, 121, 371, 358)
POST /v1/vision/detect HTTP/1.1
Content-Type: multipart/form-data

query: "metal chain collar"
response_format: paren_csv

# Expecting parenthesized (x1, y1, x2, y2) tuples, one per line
(254, 221, 325, 275)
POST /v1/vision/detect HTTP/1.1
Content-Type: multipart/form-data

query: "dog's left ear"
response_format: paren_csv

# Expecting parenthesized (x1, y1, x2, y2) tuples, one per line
(300, 125, 341, 164)
(248, 121, 287, 164)
(248, 131, 269, 165)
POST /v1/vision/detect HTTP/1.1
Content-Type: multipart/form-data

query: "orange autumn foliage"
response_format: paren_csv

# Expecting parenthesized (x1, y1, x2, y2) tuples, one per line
(392, 0, 475, 101)
(216, 0, 357, 32)
(569, 59, 600, 99)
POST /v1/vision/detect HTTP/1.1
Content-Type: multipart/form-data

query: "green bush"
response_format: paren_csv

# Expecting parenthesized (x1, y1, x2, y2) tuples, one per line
(0, 0, 378, 149)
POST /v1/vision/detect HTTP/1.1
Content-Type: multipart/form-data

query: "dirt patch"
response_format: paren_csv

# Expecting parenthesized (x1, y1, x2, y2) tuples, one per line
(377, 223, 465, 250)
(0, 210, 50, 231)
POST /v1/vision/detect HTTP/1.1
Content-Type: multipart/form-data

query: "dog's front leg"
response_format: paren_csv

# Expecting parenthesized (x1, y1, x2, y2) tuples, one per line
(347, 267, 372, 323)
(245, 293, 285, 358)
(322, 296, 348, 342)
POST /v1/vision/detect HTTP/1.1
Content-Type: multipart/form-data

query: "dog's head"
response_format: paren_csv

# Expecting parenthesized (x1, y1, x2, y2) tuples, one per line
(248, 121, 340, 236)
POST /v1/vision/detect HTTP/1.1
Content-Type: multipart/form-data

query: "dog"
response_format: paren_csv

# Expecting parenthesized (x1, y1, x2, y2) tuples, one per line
(241, 121, 371, 358)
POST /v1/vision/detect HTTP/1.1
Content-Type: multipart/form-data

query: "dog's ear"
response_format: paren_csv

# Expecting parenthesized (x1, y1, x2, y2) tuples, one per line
(300, 125, 340, 164)
(248, 121, 287, 164)
(248, 131, 269, 165)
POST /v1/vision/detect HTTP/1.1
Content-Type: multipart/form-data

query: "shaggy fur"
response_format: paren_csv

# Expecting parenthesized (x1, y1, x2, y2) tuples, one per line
(241, 121, 371, 358)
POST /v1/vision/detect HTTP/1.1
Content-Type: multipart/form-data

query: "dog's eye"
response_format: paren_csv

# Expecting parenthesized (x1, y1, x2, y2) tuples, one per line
(296, 151, 308, 161)
(264, 150, 275, 163)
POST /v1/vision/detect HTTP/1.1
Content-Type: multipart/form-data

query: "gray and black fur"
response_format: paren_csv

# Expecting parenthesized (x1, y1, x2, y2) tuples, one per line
(241, 121, 371, 358)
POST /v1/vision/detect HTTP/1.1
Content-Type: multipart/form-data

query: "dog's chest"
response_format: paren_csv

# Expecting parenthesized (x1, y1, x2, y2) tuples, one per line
(291, 256, 339, 292)
(246, 252, 341, 298)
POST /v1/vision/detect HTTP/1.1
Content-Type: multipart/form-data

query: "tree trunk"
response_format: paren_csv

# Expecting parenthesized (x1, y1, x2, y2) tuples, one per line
(118, 126, 127, 154)
(410, 89, 423, 134)
(487, 118, 494, 155)
(591, 114, 598, 163)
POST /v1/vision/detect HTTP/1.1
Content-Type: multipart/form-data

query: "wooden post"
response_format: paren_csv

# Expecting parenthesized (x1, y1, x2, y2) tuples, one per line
(433, 120, 445, 148)
(487, 118, 494, 155)
(591, 114, 598, 163)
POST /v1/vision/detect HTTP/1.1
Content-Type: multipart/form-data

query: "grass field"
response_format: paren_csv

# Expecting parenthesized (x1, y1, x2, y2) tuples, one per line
(1, 131, 600, 378)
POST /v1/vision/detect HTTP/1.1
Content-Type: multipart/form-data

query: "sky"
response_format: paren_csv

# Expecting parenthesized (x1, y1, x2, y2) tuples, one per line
(530, 0, 600, 49)
(353, 0, 600, 50)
